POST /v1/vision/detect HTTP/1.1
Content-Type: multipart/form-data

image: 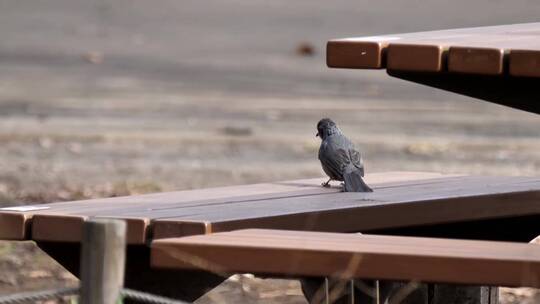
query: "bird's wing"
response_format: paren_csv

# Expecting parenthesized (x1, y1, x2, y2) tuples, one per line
(319, 143, 350, 180)
(349, 148, 365, 176)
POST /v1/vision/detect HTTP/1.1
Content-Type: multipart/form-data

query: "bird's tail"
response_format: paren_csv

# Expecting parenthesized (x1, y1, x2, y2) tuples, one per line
(343, 166, 373, 192)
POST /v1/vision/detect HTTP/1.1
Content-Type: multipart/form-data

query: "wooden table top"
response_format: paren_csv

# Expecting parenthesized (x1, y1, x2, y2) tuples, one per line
(327, 23, 540, 114)
(151, 229, 540, 287)
(327, 22, 540, 77)
(1, 172, 540, 245)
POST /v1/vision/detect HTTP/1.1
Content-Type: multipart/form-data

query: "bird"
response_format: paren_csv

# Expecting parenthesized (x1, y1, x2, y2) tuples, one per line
(316, 118, 373, 192)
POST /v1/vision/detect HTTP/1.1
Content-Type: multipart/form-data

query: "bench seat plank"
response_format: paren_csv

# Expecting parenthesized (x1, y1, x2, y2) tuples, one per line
(151, 229, 540, 288)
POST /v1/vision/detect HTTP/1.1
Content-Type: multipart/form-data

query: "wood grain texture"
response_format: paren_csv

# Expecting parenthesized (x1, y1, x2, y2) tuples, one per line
(151, 229, 540, 288)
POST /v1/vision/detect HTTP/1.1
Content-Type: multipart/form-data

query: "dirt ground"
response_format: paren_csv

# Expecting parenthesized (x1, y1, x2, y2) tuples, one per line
(1, 0, 540, 303)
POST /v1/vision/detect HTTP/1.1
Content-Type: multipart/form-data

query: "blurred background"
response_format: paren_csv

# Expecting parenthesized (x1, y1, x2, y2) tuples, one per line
(0, 0, 540, 302)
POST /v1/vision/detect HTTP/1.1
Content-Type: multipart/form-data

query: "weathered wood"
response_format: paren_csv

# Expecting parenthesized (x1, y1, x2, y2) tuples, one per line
(80, 219, 126, 304)
(151, 229, 540, 288)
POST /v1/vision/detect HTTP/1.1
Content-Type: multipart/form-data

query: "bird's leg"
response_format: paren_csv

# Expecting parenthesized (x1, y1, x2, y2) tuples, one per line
(321, 178, 332, 188)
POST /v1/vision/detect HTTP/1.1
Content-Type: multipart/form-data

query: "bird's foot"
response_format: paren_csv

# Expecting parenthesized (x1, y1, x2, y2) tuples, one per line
(321, 182, 331, 188)
(321, 179, 331, 188)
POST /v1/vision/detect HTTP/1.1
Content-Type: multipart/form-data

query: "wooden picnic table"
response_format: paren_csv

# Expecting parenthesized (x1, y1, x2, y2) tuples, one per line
(327, 23, 540, 114)
(1, 171, 540, 301)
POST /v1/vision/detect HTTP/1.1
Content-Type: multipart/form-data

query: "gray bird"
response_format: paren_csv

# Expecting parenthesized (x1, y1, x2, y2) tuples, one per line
(316, 118, 373, 192)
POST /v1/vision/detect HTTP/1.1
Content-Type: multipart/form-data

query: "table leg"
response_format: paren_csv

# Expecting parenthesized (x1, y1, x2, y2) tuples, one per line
(36, 242, 225, 302)
(431, 284, 498, 304)
(300, 279, 498, 304)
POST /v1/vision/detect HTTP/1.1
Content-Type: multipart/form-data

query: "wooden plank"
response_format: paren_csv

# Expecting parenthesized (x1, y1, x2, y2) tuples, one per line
(387, 43, 445, 72)
(29, 175, 540, 243)
(6, 173, 540, 244)
(509, 50, 540, 77)
(1, 172, 448, 244)
(446, 38, 540, 75)
(32, 214, 87, 242)
(326, 37, 395, 69)
(0, 212, 30, 240)
(386, 33, 527, 73)
(151, 229, 540, 288)
(153, 187, 540, 239)
(326, 27, 498, 70)
(329, 23, 540, 75)
(448, 46, 505, 75)
(152, 176, 540, 239)
(326, 23, 540, 71)
(392, 37, 540, 75)
(31, 214, 148, 244)
(0, 176, 342, 242)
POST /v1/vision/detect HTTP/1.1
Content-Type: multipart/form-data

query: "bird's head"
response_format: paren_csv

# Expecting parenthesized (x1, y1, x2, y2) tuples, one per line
(316, 118, 340, 140)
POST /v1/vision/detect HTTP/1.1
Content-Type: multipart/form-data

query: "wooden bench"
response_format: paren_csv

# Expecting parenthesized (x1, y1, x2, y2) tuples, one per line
(327, 23, 540, 114)
(151, 229, 540, 303)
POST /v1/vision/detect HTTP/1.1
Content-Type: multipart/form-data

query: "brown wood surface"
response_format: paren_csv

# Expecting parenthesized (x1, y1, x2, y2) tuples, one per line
(0, 172, 447, 243)
(448, 46, 505, 75)
(327, 23, 531, 70)
(151, 229, 540, 288)
(510, 50, 540, 77)
(386, 35, 529, 74)
(0, 212, 29, 240)
(326, 39, 388, 69)
(2, 172, 540, 245)
(387, 43, 445, 72)
(328, 23, 540, 77)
